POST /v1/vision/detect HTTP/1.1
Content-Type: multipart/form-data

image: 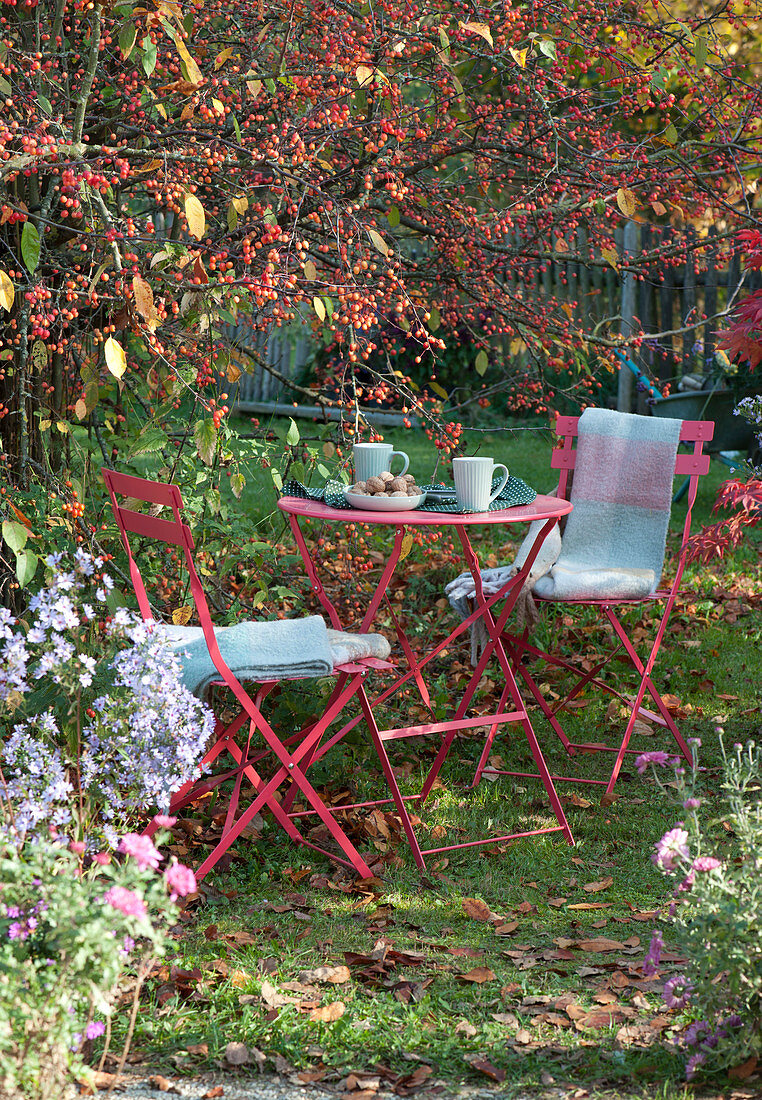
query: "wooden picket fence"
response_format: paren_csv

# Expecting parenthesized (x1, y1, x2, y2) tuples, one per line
(223, 221, 761, 415)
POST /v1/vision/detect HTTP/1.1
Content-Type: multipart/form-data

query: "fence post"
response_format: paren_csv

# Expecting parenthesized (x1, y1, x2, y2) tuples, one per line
(617, 220, 639, 411)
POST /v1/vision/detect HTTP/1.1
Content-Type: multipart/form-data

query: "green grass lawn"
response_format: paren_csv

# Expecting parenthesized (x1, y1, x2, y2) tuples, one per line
(110, 415, 761, 1097)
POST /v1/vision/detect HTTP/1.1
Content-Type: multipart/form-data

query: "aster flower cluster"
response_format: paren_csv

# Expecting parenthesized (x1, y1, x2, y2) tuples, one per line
(641, 737, 762, 1081)
(1, 829, 194, 1100)
(0, 551, 214, 849)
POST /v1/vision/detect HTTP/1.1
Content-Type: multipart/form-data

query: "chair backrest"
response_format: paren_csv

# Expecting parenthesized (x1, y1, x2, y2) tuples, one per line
(550, 414, 714, 585)
(101, 466, 232, 654)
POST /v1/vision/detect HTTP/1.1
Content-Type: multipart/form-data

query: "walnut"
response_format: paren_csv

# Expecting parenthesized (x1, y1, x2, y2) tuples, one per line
(375, 491, 389, 497)
(380, 470, 395, 483)
(402, 473, 416, 483)
(407, 485, 422, 496)
(390, 490, 408, 497)
(351, 481, 367, 493)
(366, 476, 385, 493)
(389, 477, 408, 493)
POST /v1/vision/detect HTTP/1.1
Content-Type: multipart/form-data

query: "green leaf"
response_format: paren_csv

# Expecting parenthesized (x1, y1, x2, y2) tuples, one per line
(129, 427, 168, 456)
(387, 205, 400, 228)
(538, 39, 557, 61)
(271, 468, 283, 491)
(15, 548, 37, 589)
(429, 381, 448, 400)
(21, 222, 40, 274)
(141, 36, 157, 77)
(474, 349, 489, 376)
(231, 472, 245, 499)
(2, 520, 28, 553)
(193, 418, 218, 466)
(232, 114, 242, 142)
(694, 34, 707, 67)
(119, 21, 137, 59)
(428, 305, 441, 332)
(37, 94, 53, 116)
(286, 418, 300, 446)
(664, 122, 679, 145)
(205, 488, 221, 515)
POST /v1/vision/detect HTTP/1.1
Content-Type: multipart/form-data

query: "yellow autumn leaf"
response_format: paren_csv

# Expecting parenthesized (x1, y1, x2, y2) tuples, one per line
(132, 275, 154, 320)
(232, 194, 249, 214)
(616, 187, 636, 218)
(601, 246, 619, 270)
(356, 64, 374, 86)
(0, 269, 14, 312)
(303, 259, 317, 281)
(313, 296, 326, 322)
(211, 98, 225, 115)
(399, 531, 414, 562)
(460, 21, 494, 48)
(247, 78, 262, 97)
(173, 35, 204, 86)
(510, 47, 528, 68)
(184, 193, 206, 240)
(214, 47, 235, 69)
(368, 228, 390, 258)
(104, 336, 127, 379)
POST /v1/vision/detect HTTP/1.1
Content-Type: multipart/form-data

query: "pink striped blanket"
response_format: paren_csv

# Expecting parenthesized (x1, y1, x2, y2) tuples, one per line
(533, 408, 682, 601)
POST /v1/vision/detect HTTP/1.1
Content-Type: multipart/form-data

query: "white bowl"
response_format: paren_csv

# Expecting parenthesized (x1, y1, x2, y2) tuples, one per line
(344, 488, 427, 512)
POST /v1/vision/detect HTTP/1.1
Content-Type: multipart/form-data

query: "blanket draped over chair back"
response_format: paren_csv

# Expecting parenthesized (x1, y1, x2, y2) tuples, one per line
(533, 409, 682, 602)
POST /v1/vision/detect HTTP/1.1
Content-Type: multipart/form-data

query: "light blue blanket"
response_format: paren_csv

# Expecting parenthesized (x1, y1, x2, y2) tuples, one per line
(155, 616, 334, 697)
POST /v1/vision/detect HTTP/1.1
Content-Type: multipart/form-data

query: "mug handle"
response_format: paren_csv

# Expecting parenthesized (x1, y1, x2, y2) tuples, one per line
(488, 464, 510, 503)
(390, 450, 410, 476)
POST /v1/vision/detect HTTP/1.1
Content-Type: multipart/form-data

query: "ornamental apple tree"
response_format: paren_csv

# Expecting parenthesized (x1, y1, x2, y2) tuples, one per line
(0, 0, 759, 593)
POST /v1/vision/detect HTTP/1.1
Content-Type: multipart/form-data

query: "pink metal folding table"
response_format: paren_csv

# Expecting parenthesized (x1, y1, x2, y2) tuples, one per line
(279, 494, 575, 868)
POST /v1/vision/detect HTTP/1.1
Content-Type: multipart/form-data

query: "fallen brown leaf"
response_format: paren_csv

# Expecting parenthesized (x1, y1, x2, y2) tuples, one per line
(148, 1077, 179, 1094)
(201, 1089, 224, 1100)
(568, 902, 611, 911)
(468, 1058, 506, 1082)
(458, 967, 496, 984)
(462, 897, 494, 922)
(728, 1056, 758, 1081)
(575, 937, 624, 952)
(309, 1001, 346, 1022)
(298, 965, 350, 984)
(582, 876, 614, 894)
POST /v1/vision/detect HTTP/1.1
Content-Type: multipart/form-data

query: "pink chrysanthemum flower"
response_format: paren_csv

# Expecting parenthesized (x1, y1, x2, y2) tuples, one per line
(103, 886, 147, 920)
(165, 862, 197, 899)
(118, 833, 163, 871)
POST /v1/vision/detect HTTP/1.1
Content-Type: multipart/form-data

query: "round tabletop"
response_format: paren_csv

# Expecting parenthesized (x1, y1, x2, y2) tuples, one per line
(278, 493, 572, 527)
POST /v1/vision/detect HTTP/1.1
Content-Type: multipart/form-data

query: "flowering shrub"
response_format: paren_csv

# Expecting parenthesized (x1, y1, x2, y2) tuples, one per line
(0, 550, 214, 848)
(0, 829, 196, 1100)
(641, 739, 762, 1079)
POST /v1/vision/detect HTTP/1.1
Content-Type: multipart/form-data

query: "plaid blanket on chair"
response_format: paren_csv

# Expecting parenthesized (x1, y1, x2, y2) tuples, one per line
(533, 408, 682, 601)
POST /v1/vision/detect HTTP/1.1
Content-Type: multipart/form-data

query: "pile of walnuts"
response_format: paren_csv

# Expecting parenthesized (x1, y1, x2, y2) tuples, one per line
(350, 471, 423, 498)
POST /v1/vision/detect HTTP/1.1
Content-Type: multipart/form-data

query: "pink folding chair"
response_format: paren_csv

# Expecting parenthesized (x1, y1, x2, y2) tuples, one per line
(102, 468, 393, 881)
(485, 414, 714, 800)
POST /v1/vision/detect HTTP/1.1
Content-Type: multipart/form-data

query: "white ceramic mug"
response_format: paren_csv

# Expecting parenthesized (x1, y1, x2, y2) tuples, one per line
(353, 442, 409, 482)
(452, 456, 509, 512)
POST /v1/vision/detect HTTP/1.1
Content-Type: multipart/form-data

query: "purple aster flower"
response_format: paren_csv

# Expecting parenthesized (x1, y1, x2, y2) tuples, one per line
(652, 825, 690, 873)
(643, 929, 663, 976)
(635, 750, 671, 775)
(686, 1053, 706, 1080)
(683, 1020, 709, 1047)
(86, 1021, 106, 1040)
(683, 797, 701, 809)
(663, 974, 692, 1009)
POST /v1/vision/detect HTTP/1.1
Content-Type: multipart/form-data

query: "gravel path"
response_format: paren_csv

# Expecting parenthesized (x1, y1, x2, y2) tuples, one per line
(92, 1071, 567, 1100)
